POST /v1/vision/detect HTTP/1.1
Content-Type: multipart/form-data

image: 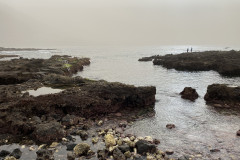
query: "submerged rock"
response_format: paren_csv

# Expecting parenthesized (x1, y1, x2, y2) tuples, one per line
(180, 87, 199, 101)
(36, 149, 54, 160)
(113, 148, 126, 160)
(0, 150, 10, 158)
(9, 149, 22, 159)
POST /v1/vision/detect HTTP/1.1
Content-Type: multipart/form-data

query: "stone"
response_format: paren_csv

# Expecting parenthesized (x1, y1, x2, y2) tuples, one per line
(144, 136, 153, 142)
(49, 142, 59, 148)
(117, 139, 123, 146)
(79, 131, 88, 141)
(92, 137, 99, 144)
(118, 144, 131, 153)
(33, 122, 65, 143)
(97, 149, 109, 160)
(166, 124, 176, 129)
(66, 143, 77, 151)
(97, 120, 103, 126)
(113, 148, 126, 160)
(135, 140, 156, 155)
(153, 139, 160, 145)
(124, 151, 131, 158)
(146, 155, 155, 160)
(0, 150, 10, 158)
(165, 150, 174, 155)
(180, 87, 199, 101)
(4, 156, 16, 160)
(73, 143, 90, 156)
(36, 149, 54, 160)
(105, 134, 116, 147)
(210, 149, 220, 152)
(236, 130, 240, 136)
(67, 152, 75, 160)
(29, 146, 36, 151)
(9, 149, 22, 159)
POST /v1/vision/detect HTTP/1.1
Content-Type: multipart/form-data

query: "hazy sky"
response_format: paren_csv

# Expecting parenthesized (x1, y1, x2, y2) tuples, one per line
(0, 0, 240, 47)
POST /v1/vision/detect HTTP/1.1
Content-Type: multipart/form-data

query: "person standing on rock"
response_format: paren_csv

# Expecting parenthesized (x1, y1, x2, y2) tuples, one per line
(187, 48, 189, 53)
(191, 47, 193, 52)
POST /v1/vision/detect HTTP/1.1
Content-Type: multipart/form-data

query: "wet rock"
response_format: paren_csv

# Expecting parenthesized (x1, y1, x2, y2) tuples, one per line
(61, 114, 79, 127)
(237, 130, 240, 136)
(97, 149, 109, 160)
(205, 84, 240, 108)
(4, 156, 16, 160)
(113, 148, 126, 160)
(33, 122, 65, 143)
(118, 144, 131, 153)
(9, 149, 22, 159)
(144, 136, 153, 142)
(105, 134, 116, 147)
(97, 120, 103, 126)
(79, 131, 88, 141)
(0, 150, 10, 158)
(133, 154, 145, 160)
(73, 143, 90, 156)
(180, 87, 199, 101)
(67, 152, 75, 160)
(166, 124, 176, 129)
(66, 143, 77, 151)
(165, 150, 174, 155)
(135, 140, 156, 155)
(92, 137, 99, 144)
(49, 142, 59, 148)
(150, 50, 240, 77)
(153, 139, 160, 145)
(210, 149, 220, 152)
(124, 151, 131, 158)
(36, 149, 54, 160)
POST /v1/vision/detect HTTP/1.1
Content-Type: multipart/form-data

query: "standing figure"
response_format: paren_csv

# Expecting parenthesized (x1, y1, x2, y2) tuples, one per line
(191, 47, 193, 52)
(187, 48, 189, 53)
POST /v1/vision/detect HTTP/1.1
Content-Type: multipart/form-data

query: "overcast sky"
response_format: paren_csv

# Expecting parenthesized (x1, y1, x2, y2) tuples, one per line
(0, 0, 240, 47)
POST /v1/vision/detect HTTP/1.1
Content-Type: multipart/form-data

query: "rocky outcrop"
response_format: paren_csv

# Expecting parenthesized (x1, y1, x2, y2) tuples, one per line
(180, 87, 199, 101)
(0, 55, 18, 59)
(204, 84, 240, 108)
(140, 50, 240, 77)
(0, 55, 90, 85)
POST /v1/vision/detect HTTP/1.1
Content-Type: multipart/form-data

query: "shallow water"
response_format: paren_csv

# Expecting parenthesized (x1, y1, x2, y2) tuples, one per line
(22, 87, 63, 97)
(1, 45, 240, 159)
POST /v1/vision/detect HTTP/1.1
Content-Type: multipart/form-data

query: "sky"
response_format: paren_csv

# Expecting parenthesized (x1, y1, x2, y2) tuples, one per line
(0, 0, 240, 47)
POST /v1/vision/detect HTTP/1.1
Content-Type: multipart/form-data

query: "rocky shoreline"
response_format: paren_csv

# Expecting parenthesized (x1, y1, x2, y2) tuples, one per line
(139, 50, 240, 77)
(0, 55, 163, 160)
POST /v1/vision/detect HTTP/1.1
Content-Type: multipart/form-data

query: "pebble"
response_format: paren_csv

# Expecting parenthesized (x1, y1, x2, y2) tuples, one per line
(165, 150, 174, 155)
(166, 124, 176, 129)
(236, 130, 240, 136)
(29, 146, 36, 151)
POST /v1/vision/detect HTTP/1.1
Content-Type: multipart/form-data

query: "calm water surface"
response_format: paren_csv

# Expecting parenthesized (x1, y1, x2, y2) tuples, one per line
(1, 45, 240, 159)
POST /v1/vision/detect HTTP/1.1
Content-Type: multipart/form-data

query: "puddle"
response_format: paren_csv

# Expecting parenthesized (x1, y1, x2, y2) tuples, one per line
(22, 87, 63, 97)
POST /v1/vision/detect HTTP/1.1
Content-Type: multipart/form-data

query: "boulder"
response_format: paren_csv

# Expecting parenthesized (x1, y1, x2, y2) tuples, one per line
(135, 140, 156, 155)
(73, 143, 90, 156)
(66, 143, 77, 151)
(180, 87, 199, 101)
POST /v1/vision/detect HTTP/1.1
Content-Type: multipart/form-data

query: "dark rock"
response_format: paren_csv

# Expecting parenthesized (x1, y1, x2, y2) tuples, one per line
(204, 84, 240, 108)
(9, 148, 22, 159)
(180, 87, 199, 101)
(133, 154, 146, 160)
(210, 149, 220, 152)
(166, 124, 176, 129)
(236, 130, 240, 136)
(61, 114, 80, 127)
(79, 131, 88, 141)
(36, 149, 54, 160)
(113, 148, 126, 160)
(67, 152, 75, 160)
(118, 144, 131, 153)
(0, 150, 10, 158)
(135, 140, 156, 155)
(97, 149, 109, 160)
(153, 138, 160, 145)
(165, 150, 174, 155)
(33, 121, 65, 143)
(66, 143, 77, 151)
(150, 50, 240, 77)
